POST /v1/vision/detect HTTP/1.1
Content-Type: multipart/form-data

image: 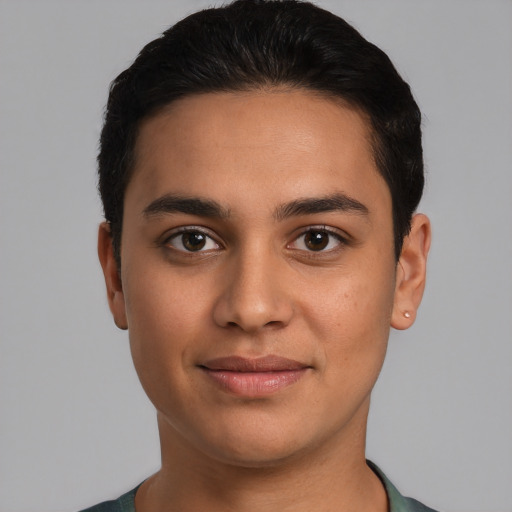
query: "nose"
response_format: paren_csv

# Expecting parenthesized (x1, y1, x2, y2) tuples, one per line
(212, 247, 294, 333)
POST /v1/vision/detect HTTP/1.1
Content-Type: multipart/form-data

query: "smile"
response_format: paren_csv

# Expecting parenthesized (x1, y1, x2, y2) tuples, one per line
(199, 355, 310, 397)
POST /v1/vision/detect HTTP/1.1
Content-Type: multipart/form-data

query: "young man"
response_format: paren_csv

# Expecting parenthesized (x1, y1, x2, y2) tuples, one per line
(89, 1, 433, 510)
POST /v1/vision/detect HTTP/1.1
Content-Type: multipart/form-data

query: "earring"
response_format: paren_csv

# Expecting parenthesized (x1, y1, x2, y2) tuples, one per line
(404, 311, 411, 318)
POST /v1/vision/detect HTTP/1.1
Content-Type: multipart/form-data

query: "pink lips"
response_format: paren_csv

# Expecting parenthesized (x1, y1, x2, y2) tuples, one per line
(200, 355, 309, 397)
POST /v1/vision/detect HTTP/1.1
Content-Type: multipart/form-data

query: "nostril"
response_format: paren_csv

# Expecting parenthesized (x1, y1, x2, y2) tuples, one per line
(223, 318, 286, 332)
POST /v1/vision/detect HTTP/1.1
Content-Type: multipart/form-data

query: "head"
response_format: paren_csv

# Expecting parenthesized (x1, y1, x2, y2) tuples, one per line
(97, 0, 430, 470)
(98, 0, 424, 268)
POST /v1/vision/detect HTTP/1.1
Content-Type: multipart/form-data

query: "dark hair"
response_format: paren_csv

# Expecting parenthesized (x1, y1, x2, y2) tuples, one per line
(98, 0, 423, 266)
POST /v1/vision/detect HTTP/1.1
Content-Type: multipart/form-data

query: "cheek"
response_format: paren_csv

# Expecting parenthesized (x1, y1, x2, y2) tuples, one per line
(303, 260, 396, 382)
(304, 258, 396, 334)
(121, 267, 211, 391)
(124, 257, 211, 331)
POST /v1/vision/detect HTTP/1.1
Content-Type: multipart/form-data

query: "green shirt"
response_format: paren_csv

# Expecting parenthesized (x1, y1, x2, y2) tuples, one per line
(80, 461, 439, 512)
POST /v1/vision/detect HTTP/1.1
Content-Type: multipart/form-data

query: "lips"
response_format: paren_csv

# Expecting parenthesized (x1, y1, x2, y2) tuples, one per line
(199, 355, 310, 397)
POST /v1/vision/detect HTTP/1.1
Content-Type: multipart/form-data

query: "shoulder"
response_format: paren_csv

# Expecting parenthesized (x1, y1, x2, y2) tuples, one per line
(78, 486, 138, 512)
(401, 496, 440, 512)
(77, 467, 440, 512)
(368, 461, 440, 512)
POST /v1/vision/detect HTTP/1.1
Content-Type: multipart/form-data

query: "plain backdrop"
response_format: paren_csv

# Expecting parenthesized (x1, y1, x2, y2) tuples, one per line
(1, 1, 511, 511)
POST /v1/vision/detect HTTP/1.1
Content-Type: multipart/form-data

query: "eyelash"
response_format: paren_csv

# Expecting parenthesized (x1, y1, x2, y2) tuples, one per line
(162, 226, 221, 253)
(161, 225, 348, 255)
(288, 226, 348, 254)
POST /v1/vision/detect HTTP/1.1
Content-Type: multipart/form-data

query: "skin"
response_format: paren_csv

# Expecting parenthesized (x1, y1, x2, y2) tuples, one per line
(98, 90, 431, 512)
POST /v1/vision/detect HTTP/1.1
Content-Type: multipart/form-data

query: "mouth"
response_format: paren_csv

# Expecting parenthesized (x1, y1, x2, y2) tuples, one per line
(199, 355, 311, 397)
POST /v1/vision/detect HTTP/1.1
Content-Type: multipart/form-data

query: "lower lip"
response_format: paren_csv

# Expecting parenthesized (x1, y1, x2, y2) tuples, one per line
(201, 368, 308, 397)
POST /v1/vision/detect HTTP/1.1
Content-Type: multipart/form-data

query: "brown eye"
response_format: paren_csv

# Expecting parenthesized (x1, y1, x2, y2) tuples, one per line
(182, 232, 206, 251)
(304, 230, 330, 251)
(290, 227, 345, 253)
(166, 229, 219, 253)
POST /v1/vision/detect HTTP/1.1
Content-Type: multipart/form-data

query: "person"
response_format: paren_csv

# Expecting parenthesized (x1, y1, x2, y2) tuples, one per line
(85, 0, 434, 510)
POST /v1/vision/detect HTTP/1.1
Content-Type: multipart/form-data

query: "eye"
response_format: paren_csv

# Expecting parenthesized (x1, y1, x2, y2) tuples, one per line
(290, 227, 345, 252)
(165, 229, 220, 252)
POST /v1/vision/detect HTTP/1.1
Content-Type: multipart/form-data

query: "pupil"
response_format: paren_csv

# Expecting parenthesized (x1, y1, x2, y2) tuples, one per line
(305, 231, 328, 251)
(183, 232, 206, 251)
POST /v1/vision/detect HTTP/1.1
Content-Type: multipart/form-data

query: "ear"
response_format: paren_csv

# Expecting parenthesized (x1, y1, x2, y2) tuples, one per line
(98, 222, 128, 330)
(391, 214, 431, 330)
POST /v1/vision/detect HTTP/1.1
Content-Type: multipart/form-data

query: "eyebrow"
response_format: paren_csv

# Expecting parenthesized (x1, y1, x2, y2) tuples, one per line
(274, 193, 369, 221)
(142, 192, 368, 221)
(142, 194, 230, 219)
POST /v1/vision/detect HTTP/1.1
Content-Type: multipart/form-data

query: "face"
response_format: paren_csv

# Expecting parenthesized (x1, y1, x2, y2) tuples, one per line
(101, 90, 419, 468)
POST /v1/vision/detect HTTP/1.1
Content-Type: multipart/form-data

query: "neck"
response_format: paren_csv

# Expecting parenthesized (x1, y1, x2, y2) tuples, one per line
(135, 403, 387, 512)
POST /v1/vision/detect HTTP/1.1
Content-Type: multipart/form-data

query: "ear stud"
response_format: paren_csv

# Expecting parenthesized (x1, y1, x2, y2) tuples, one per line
(404, 311, 411, 318)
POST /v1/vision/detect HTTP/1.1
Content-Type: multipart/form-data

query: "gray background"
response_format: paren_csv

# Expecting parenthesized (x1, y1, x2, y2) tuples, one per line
(1, 1, 511, 511)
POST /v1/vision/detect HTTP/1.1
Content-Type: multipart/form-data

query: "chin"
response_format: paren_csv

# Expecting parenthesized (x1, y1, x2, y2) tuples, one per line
(208, 440, 308, 469)
(193, 417, 332, 470)
(168, 413, 311, 469)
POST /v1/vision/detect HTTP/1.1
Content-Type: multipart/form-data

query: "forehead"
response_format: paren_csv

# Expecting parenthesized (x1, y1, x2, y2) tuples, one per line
(136, 89, 373, 159)
(127, 89, 389, 218)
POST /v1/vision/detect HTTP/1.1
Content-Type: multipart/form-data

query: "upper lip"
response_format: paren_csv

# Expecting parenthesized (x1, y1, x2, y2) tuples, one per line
(200, 355, 309, 372)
